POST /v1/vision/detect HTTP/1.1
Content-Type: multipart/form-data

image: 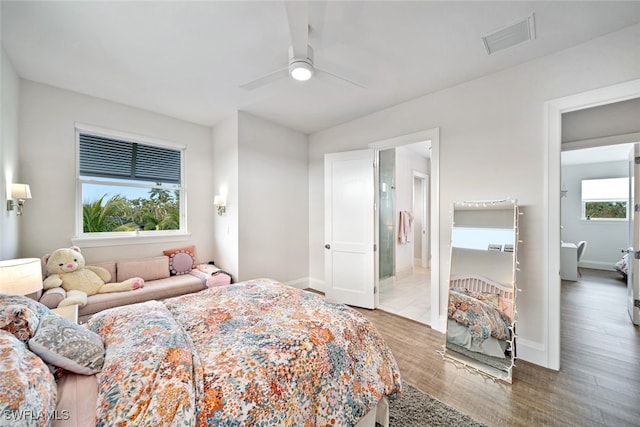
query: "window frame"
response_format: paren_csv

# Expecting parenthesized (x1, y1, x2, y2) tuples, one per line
(73, 123, 189, 247)
(580, 177, 629, 221)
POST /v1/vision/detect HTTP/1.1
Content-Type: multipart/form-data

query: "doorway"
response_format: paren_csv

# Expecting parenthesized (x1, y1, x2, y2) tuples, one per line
(376, 143, 431, 325)
(545, 78, 640, 370)
(323, 127, 442, 331)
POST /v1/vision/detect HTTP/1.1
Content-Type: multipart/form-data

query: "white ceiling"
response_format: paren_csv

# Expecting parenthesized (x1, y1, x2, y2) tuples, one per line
(2, 1, 640, 134)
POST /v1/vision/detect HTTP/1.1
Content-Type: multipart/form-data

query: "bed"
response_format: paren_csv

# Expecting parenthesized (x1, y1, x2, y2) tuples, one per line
(1, 278, 401, 427)
(615, 253, 629, 280)
(446, 274, 514, 363)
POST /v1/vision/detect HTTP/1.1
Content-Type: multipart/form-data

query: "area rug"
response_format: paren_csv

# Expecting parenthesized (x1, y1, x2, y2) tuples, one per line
(385, 382, 487, 427)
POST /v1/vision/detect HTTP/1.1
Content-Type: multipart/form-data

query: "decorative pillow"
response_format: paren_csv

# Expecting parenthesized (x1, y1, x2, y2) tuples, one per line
(163, 245, 196, 261)
(465, 290, 500, 310)
(117, 256, 170, 282)
(499, 296, 514, 322)
(169, 251, 195, 275)
(28, 315, 105, 375)
(0, 329, 57, 425)
(0, 294, 54, 343)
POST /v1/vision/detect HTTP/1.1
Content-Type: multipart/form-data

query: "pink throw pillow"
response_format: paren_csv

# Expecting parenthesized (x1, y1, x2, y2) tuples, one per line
(169, 251, 195, 276)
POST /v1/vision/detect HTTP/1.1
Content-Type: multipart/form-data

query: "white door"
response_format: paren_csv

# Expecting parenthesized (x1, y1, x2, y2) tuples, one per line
(628, 144, 640, 325)
(324, 149, 376, 309)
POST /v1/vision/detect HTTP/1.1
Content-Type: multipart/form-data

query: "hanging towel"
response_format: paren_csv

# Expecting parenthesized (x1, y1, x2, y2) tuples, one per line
(398, 211, 414, 244)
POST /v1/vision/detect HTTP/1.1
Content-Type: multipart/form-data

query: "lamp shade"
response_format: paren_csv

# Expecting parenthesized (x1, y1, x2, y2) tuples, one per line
(0, 258, 43, 295)
(11, 184, 32, 200)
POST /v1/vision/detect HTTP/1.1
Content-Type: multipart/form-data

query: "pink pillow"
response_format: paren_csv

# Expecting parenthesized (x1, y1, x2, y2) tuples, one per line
(169, 251, 195, 275)
(117, 256, 170, 282)
(499, 297, 514, 322)
(163, 245, 196, 259)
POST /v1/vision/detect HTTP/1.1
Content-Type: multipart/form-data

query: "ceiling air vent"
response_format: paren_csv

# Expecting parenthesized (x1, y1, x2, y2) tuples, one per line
(482, 13, 536, 55)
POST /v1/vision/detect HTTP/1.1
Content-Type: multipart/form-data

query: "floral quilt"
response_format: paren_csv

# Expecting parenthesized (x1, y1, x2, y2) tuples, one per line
(447, 288, 511, 346)
(87, 279, 401, 426)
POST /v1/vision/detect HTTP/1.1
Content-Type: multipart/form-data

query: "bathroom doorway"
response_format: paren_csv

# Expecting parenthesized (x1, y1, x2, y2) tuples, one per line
(377, 142, 431, 324)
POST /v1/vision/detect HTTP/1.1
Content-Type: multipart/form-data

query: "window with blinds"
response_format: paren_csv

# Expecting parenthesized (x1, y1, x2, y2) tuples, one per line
(77, 127, 185, 236)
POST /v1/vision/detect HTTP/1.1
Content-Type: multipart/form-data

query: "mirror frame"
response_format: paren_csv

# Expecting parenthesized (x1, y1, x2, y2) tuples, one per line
(444, 198, 519, 383)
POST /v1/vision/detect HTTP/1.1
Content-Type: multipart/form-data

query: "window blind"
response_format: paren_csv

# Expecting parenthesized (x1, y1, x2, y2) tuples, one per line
(79, 133, 181, 184)
(581, 177, 628, 201)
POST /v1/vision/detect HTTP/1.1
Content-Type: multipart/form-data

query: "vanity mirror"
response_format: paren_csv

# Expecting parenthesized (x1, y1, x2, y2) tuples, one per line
(445, 199, 519, 383)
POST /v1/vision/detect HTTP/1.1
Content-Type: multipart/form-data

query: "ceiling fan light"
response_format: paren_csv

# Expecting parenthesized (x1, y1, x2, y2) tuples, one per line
(289, 61, 314, 81)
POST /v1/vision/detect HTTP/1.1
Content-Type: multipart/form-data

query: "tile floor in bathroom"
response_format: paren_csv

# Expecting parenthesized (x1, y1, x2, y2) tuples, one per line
(378, 265, 431, 325)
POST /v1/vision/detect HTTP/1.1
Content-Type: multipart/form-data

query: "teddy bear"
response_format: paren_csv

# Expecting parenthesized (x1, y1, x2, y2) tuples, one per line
(42, 246, 143, 308)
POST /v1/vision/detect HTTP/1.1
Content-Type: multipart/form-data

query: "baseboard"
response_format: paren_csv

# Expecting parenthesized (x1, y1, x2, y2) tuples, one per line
(306, 277, 325, 293)
(579, 260, 615, 271)
(432, 315, 447, 333)
(515, 338, 552, 369)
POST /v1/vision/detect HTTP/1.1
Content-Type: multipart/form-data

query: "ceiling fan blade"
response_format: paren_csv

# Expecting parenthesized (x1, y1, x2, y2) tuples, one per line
(284, 0, 309, 59)
(316, 67, 365, 89)
(239, 68, 289, 91)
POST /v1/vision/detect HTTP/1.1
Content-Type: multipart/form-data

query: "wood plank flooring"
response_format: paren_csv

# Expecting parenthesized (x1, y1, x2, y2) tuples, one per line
(352, 269, 640, 426)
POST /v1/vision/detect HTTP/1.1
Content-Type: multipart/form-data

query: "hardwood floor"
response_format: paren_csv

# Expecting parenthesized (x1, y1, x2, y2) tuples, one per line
(353, 268, 640, 426)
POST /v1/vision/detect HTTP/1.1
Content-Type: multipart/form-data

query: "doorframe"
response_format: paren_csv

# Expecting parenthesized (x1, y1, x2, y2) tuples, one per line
(369, 127, 442, 331)
(545, 79, 640, 370)
(413, 171, 429, 269)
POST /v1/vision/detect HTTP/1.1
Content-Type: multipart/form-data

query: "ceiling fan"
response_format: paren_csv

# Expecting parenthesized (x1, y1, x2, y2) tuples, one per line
(239, 1, 364, 90)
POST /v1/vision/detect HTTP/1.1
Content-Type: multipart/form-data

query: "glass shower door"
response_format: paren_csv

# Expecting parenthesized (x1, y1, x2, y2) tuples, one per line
(379, 149, 395, 279)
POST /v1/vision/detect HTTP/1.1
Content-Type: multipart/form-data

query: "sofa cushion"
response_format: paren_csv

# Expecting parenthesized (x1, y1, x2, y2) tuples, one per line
(89, 261, 117, 283)
(39, 288, 66, 309)
(77, 274, 205, 322)
(117, 256, 170, 282)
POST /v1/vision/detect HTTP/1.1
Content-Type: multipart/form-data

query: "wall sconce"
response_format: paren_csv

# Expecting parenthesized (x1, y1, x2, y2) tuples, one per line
(7, 183, 32, 215)
(214, 195, 226, 216)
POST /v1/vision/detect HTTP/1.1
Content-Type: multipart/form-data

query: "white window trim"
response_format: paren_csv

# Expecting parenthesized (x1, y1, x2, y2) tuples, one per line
(71, 232, 191, 248)
(74, 123, 188, 246)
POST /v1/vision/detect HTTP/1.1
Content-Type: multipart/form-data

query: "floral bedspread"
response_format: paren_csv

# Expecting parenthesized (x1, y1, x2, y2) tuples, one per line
(447, 288, 510, 345)
(87, 279, 401, 426)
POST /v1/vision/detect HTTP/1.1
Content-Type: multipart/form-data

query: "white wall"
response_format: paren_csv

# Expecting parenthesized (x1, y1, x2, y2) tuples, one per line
(309, 24, 640, 367)
(562, 97, 640, 142)
(395, 146, 429, 277)
(18, 81, 216, 264)
(210, 112, 309, 284)
(237, 112, 309, 284)
(0, 47, 20, 259)
(561, 160, 628, 270)
(211, 113, 239, 279)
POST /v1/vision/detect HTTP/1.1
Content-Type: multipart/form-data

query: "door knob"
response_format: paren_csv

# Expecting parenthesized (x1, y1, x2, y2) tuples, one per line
(325, 244, 331, 250)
